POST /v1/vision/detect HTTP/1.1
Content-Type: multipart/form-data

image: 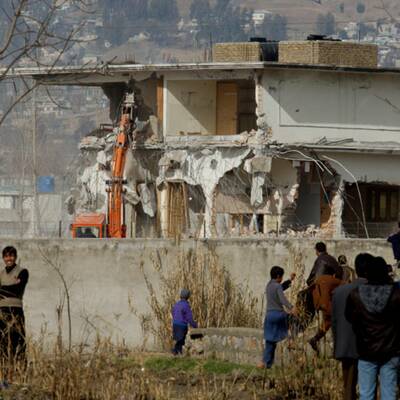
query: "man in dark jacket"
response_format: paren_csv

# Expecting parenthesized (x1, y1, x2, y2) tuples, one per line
(387, 222, 400, 268)
(345, 257, 400, 400)
(306, 242, 343, 286)
(332, 253, 373, 400)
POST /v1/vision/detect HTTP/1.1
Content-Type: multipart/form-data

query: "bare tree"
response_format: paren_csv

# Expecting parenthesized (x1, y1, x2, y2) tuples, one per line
(0, 0, 94, 128)
(375, 0, 398, 23)
(39, 245, 73, 352)
(0, 1, 97, 238)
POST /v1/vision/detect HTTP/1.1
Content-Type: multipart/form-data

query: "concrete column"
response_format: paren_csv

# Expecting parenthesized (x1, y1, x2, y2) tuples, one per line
(159, 183, 169, 238)
(332, 180, 345, 238)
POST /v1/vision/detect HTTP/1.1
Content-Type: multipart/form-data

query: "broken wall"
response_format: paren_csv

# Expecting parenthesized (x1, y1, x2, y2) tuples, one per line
(159, 147, 251, 237)
(323, 153, 400, 237)
(264, 158, 299, 233)
(343, 182, 400, 238)
(102, 78, 160, 140)
(290, 152, 400, 238)
(213, 157, 299, 236)
(69, 131, 161, 237)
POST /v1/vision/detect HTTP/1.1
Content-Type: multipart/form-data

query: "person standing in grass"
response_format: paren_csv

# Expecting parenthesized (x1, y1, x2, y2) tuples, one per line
(332, 253, 373, 400)
(258, 266, 295, 369)
(346, 256, 400, 400)
(171, 289, 197, 355)
(0, 246, 29, 383)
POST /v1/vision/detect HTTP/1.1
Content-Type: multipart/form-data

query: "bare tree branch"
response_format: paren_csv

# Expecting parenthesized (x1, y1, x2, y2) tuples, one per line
(38, 245, 73, 352)
(0, 81, 38, 126)
(0, 0, 94, 128)
(375, 0, 397, 23)
(0, 0, 27, 56)
(44, 86, 70, 109)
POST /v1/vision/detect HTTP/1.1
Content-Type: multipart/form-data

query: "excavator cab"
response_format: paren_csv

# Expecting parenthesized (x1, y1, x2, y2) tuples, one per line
(71, 213, 106, 238)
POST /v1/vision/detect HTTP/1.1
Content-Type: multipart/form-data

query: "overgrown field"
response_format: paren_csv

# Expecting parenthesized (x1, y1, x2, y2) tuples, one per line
(6, 248, 341, 399)
(0, 337, 341, 400)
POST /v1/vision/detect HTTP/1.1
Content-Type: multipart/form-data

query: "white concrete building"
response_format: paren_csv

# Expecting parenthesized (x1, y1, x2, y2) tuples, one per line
(252, 10, 273, 26)
(11, 51, 400, 239)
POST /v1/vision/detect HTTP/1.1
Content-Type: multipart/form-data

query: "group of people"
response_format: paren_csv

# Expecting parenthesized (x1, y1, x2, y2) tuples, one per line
(170, 240, 400, 399)
(0, 241, 398, 399)
(261, 241, 400, 400)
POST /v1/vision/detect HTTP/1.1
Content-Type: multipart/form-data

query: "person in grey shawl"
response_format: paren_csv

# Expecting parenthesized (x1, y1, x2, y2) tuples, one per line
(332, 253, 373, 400)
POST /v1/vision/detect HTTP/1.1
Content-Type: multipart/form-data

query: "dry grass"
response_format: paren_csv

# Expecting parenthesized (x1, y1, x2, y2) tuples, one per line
(139, 249, 263, 350)
(0, 336, 343, 400)
(0, 340, 268, 400)
(272, 333, 342, 400)
(2, 340, 166, 399)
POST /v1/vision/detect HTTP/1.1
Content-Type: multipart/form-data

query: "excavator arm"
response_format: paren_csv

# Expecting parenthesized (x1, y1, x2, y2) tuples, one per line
(106, 92, 137, 238)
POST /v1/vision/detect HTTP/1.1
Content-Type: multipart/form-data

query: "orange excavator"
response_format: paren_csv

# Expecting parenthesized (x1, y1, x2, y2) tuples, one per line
(70, 92, 137, 238)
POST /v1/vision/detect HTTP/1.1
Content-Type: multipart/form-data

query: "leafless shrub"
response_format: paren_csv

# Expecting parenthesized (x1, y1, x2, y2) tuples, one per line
(38, 245, 73, 352)
(288, 248, 306, 304)
(274, 334, 341, 400)
(140, 248, 263, 349)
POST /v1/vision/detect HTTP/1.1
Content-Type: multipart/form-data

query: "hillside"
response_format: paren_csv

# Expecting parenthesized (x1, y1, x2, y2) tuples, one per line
(178, 0, 399, 35)
(231, 0, 399, 19)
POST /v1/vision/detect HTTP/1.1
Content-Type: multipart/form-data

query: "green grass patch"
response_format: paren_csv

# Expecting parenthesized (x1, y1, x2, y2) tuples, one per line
(111, 357, 141, 370)
(144, 356, 197, 372)
(144, 355, 262, 376)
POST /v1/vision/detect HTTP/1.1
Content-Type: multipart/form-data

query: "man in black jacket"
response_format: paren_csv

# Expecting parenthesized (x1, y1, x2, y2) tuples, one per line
(345, 256, 400, 400)
(306, 242, 343, 286)
(332, 253, 373, 400)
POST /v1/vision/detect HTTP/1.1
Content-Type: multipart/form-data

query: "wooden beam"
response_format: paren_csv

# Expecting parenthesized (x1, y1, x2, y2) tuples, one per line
(157, 77, 164, 123)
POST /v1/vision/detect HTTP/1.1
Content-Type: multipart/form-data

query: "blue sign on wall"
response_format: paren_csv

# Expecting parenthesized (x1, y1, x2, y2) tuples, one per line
(37, 176, 55, 193)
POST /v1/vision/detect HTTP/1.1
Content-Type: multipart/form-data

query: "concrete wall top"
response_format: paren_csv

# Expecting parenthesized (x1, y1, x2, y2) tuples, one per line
(0, 238, 393, 348)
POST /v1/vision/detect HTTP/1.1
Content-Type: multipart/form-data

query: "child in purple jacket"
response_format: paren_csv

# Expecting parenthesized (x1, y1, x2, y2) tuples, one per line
(171, 289, 197, 355)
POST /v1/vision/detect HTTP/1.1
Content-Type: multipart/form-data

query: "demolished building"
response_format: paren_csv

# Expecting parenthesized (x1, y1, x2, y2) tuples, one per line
(15, 41, 400, 239)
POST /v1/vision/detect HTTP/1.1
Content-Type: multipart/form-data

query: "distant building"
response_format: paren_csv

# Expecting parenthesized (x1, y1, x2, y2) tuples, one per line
(252, 10, 273, 26)
(0, 178, 63, 238)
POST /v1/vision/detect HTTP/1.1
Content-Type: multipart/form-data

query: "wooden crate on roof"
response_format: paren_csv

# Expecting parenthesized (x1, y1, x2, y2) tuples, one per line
(213, 42, 261, 62)
(279, 41, 378, 68)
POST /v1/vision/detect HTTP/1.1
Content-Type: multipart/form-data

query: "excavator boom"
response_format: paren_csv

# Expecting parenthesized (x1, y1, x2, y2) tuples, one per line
(71, 92, 137, 239)
(107, 93, 137, 238)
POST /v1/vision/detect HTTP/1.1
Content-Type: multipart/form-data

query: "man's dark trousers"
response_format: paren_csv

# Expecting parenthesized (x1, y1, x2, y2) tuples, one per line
(172, 324, 188, 355)
(341, 358, 357, 400)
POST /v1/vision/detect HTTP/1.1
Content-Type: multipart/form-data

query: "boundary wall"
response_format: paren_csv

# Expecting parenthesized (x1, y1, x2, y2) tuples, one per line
(0, 238, 391, 347)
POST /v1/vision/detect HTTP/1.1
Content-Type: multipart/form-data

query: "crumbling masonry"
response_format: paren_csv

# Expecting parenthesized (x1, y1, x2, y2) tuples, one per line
(54, 59, 400, 239)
